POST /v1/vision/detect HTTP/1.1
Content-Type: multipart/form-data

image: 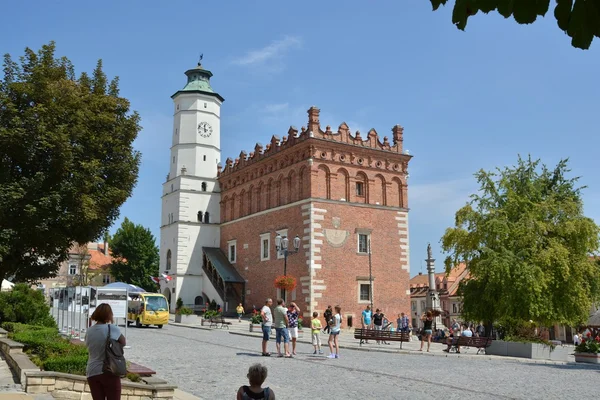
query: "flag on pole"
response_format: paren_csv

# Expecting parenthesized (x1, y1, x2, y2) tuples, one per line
(161, 273, 172, 282)
(150, 276, 160, 284)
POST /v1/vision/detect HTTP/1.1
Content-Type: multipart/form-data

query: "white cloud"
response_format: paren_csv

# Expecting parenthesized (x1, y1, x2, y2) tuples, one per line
(232, 36, 301, 71)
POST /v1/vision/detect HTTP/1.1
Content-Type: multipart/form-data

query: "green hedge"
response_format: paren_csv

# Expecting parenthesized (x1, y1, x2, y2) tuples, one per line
(6, 323, 88, 375)
(0, 284, 56, 327)
(43, 355, 88, 376)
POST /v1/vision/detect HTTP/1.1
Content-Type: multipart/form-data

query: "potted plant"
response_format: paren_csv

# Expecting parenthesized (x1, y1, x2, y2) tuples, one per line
(274, 275, 297, 292)
(574, 331, 600, 364)
(249, 310, 262, 332)
(174, 306, 196, 324)
(202, 310, 218, 326)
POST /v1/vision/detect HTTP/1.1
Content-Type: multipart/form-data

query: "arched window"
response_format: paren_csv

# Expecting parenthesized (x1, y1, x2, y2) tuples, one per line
(204, 212, 210, 223)
(197, 211, 203, 222)
(201, 182, 207, 192)
(166, 249, 172, 270)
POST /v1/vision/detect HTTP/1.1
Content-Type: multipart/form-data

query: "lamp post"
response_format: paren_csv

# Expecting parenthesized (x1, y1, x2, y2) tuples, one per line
(274, 233, 301, 302)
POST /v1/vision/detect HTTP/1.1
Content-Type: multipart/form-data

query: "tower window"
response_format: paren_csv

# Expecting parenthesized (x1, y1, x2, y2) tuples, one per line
(166, 249, 172, 270)
(197, 211, 203, 222)
(204, 102, 207, 109)
(204, 212, 210, 224)
(356, 182, 364, 196)
(172, 156, 175, 164)
(203, 155, 206, 161)
(171, 184, 174, 192)
(175, 129, 178, 135)
(176, 104, 179, 110)
(201, 182, 207, 192)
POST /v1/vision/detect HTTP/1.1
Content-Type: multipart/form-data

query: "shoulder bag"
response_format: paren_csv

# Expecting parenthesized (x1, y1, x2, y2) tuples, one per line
(103, 324, 127, 377)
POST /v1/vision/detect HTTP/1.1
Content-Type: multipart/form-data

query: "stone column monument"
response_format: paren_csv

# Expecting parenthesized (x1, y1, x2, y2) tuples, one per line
(425, 243, 446, 331)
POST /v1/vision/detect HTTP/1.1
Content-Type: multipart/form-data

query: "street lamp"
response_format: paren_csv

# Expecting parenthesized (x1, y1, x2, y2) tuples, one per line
(274, 232, 301, 302)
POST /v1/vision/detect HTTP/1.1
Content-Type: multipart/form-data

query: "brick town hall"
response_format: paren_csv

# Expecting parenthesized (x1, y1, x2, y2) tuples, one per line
(159, 62, 413, 324)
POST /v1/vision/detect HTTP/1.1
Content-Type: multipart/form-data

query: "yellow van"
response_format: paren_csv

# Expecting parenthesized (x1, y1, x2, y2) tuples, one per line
(127, 293, 169, 328)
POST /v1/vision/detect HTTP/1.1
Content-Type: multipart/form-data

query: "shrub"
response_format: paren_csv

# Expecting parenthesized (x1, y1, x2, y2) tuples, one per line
(176, 306, 193, 316)
(7, 323, 88, 375)
(0, 284, 56, 327)
(176, 297, 184, 310)
(209, 299, 217, 311)
(203, 310, 218, 319)
(43, 355, 88, 375)
(127, 372, 141, 382)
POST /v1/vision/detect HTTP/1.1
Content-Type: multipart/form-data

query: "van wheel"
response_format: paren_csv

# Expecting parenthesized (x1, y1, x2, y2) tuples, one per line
(135, 319, 141, 328)
(157, 325, 163, 329)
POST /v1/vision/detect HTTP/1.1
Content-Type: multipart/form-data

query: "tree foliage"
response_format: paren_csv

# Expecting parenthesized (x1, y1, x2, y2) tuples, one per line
(441, 156, 600, 329)
(0, 42, 141, 283)
(431, 0, 600, 50)
(109, 218, 159, 291)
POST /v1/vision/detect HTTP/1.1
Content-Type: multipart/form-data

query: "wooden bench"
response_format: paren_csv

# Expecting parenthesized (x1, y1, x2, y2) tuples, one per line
(209, 316, 232, 329)
(448, 336, 492, 354)
(354, 328, 411, 349)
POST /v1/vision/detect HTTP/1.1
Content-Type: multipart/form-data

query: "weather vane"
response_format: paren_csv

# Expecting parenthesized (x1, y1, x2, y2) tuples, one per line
(198, 53, 203, 66)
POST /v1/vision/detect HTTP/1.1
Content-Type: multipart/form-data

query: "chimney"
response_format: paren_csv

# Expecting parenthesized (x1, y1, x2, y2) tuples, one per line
(392, 124, 404, 152)
(307, 106, 320, 134)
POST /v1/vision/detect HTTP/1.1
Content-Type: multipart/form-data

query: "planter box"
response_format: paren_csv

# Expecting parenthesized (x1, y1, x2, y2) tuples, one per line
(575, 352, 600, 364)
(487, 340, 570, 361)
(174, 314, 198, 324)
(249, 324, 262, 332)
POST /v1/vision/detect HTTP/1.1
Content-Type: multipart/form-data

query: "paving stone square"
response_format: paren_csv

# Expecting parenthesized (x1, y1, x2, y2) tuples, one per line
(124, 323, 600, 399)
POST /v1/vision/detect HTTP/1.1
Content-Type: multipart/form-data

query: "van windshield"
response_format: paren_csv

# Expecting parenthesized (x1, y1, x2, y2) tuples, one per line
(145, 296, 168, 312)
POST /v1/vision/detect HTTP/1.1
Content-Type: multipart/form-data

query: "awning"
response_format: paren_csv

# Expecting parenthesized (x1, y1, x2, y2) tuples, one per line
(202, 247, 245, 283)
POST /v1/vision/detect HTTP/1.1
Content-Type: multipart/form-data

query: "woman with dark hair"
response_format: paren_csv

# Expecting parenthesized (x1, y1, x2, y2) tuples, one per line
(85, 303, 126, 400)
(419, 311, 434, 352)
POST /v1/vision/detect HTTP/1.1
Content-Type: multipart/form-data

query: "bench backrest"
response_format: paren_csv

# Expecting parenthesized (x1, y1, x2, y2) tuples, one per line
(354, 328, 410, 341)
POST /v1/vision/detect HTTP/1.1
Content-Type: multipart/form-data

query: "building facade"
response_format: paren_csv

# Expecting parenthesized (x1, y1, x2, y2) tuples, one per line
(410, 262, 468, 329)
(160, 63, 413, 321)
(37, 241, 114, 295)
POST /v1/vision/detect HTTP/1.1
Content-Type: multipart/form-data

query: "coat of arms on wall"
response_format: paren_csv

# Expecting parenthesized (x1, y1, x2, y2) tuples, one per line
(324, 216, 348, 247)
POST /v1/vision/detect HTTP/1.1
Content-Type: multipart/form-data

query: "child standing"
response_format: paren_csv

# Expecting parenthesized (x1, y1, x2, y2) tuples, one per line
(311, 311, 324, 355)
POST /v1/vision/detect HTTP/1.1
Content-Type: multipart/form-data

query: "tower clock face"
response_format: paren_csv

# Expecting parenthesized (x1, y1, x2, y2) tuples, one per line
(198, 122, 213, 138)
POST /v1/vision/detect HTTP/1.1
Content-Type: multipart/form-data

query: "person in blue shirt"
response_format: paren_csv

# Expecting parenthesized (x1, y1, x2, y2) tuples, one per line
(361, 305, 373, 344)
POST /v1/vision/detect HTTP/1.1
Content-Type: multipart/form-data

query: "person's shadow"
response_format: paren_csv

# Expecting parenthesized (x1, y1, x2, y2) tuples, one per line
(236, 352, 262, 357)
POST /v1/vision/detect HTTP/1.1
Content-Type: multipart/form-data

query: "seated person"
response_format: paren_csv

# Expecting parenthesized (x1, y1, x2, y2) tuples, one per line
(443, 328, 457, 352)
(237, 364, 275, 400)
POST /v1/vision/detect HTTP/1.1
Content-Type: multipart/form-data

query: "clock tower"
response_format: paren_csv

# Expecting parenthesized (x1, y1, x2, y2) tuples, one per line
(159, 62, 224, 310)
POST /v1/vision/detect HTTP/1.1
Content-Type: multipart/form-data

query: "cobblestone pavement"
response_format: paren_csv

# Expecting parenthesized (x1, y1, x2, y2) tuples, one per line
(124, 322, 600, 400)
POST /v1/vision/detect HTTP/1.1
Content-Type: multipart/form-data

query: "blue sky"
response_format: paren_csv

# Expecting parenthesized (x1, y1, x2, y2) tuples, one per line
(2, 1, 599, 275)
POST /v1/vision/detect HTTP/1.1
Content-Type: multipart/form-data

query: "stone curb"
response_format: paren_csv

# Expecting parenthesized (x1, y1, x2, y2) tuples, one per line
(171, 323, 600, 369)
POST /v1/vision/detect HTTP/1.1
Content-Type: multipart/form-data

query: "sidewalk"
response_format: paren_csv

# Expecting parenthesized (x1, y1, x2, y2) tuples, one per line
(169, 315, 581, 366)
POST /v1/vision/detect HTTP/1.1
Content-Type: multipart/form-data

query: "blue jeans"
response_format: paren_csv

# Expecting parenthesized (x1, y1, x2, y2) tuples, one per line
(261, 325, 271, 341)
(275, 327, 290, 344)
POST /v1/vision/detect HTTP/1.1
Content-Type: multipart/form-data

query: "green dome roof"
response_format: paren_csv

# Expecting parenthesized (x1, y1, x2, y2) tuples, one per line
(172, 63, 224, 102)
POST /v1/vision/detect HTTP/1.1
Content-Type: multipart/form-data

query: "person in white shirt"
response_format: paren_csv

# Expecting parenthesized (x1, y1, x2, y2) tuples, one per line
(327, 305, 342, 359)
(260, 298, 273, 357)
(573, 332, 580, 346)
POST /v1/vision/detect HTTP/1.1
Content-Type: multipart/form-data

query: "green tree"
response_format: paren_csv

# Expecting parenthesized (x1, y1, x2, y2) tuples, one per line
(0, 284, 56, 327)
(431, 0, 600, 50)
(0, 42, 141, 283)
(441, 156, 600, 334)
(109, 218, 159, 291)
